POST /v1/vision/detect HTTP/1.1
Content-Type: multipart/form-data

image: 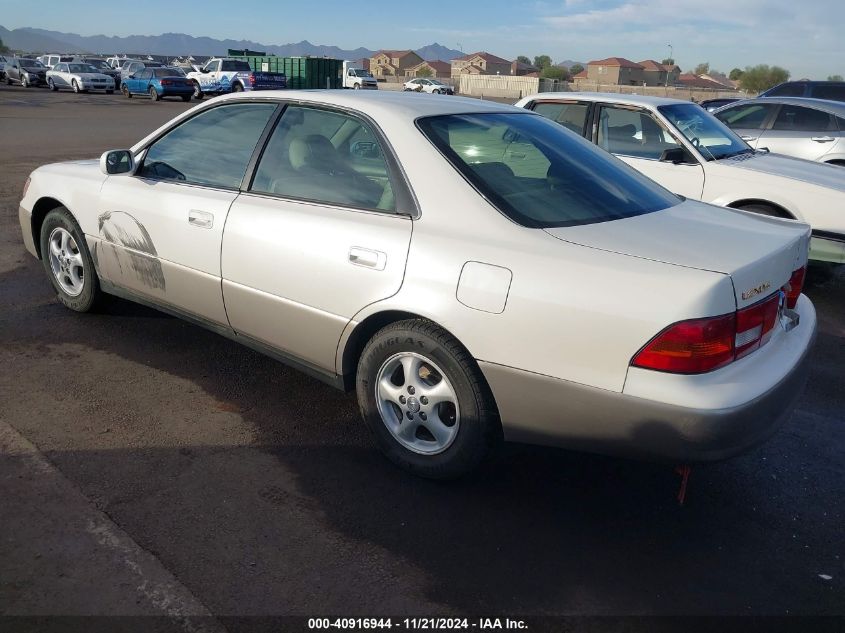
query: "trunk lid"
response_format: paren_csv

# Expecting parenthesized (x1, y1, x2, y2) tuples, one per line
(544, 199, 810, 308)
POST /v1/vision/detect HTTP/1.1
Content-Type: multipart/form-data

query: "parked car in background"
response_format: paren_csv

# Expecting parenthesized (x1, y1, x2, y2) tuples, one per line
(121, 67, 192, 101)
(713, 98, 845, 167)
(186, 58, 286, 98)
(5, 58, 47, 87)
(107, 56, 138, 70)
(760, 81, 845, 102)
(37, 54, 75, 70)
(700, 97, 740, 112)
(120, 60, 165, 82)
(75, 58, 121, 88)
(403, 77, 454, 94)
(47, 62, 116, 93)
(0, 55, 9, 80)
(516, 92, 845, 263)
(18, 92, 816, 478)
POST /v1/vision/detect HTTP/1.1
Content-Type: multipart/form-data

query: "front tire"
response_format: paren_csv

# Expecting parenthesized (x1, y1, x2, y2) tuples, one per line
(48, 78, 58, 91)
(122, 84, 132, 98)
(21, 75, 29, 88)
(72, 79, 80, 93)
(39, 207, 101, 313)
(106, 89, 114, 94)
(356, 319, 500, 479)
(353, 83, 360, 90)
(192, 83, 204, 99)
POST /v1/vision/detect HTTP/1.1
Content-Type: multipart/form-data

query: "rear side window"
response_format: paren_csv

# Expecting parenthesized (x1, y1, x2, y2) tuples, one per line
(221, 60, 251, 72)
(251, 106, 396, 212)
(139, 103, 277, 188)
(417, 113, 679, 228)
(714, 103, 776, 129)
(767, 83, 806, 97)
(597, 105, 683, 160)
(811, 85, 845, 101)
(532, 102, 589, 135)
(772, 105, 836, 131)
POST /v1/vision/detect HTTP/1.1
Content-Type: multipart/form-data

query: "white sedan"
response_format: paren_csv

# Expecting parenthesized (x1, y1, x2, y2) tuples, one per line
(18, 92, 815, 478)
(403, 77, 454, 94)
(47, 62, 116, 93)
(516, 93, 845, 264)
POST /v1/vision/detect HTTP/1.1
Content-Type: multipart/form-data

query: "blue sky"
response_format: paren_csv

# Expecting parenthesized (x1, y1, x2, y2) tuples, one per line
(2, 0, 842, 79)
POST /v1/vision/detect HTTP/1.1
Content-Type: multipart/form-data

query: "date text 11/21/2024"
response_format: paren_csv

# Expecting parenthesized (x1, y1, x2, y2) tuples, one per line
(307, 618, 528, 630)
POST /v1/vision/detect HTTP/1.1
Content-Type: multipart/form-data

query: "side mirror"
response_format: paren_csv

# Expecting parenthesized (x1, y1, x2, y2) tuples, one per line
(100, 150, 135, 176)
(659, 147, 694, 165)
(128, 73, 136, 79)
(201, 68, 209, 74)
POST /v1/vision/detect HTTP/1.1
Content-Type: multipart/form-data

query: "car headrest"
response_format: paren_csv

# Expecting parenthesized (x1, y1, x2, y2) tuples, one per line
(289, 134, 337, 171)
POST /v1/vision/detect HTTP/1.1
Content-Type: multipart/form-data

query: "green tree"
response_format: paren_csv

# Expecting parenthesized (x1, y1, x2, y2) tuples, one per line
(694, 62, 710, 76)
(828, 74, 844, 81)
(516, 55, 532, 66)
(416, 66, 433, 78)
(729, 67, 744, 81)
(569, 63, 584, 76)
(541, 65, 570, 81)
(533, 55, 552, 69)
(0, 37, 10, 54)
(740, 64, 791, 92)
(661, 57, 675, 66)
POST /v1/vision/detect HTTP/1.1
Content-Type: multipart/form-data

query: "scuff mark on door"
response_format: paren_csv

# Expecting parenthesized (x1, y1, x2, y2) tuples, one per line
(97, 211, 166, 291)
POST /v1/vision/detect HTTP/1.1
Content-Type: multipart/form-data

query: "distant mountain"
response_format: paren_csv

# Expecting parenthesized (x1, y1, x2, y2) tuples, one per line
(414, 43, 464, 61)
(0, 26, 464, 62)
(556, 60, 585, 69)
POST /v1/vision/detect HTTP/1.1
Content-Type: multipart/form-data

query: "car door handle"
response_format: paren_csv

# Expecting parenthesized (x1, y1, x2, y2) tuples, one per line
(188, 210, 213, 229)
(811, 136, 835, 143)
(349, 247, 386, 271)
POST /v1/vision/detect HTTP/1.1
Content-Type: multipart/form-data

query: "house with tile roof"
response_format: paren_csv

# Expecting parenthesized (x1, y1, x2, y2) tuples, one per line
(451, 51, 512, 78)
(586, 57, 644, 85)
(511, 60, 539, 77)
(405, 59, 451, 78)
(638, 59, 681, 86)
(369, 50, 424, 78)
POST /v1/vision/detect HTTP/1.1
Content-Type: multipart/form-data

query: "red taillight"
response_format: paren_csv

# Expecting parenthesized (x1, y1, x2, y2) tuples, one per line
(735, 292, 780, 359)
(783, 266, 805, 309)
(161, 79, 173, 86)
(249, 75, 255, 85)
(632, 313, 736, 374)
(633, 293, 783, 374)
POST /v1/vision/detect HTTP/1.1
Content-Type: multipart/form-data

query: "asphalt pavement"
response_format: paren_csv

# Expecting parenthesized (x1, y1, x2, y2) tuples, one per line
(1, 86, 843, 630)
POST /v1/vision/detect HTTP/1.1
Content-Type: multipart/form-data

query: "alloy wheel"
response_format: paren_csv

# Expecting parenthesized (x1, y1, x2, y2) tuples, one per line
(48, 227, 85, 297)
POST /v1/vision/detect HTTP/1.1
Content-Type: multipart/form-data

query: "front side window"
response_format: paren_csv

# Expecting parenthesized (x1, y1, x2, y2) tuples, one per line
(417, 112, 680, 228)
(772, 105, 836, 131)
(138, 69, 152, 79)
(55, 63, 67, 72)
(532, 101, 589, 135)
(597, 106, 683, 160)
(714, 103, 776, 130)
(206, 61, 220, 72)
(139, 103, 276, 188)
(251, 106, 396, 212)
(658, 103, 752, 160)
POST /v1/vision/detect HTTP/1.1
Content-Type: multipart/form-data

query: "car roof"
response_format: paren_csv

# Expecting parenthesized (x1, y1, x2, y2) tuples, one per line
(217, 90, 523, 118)
(720, 96, 845, 116)
(524, 92, 699, 108)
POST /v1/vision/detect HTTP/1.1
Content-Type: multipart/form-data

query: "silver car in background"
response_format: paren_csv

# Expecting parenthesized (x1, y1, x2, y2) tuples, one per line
(714, 97, 845, 166)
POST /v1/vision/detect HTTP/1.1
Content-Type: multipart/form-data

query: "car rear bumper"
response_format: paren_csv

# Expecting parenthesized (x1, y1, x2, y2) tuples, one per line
(480, 296, 816, 462)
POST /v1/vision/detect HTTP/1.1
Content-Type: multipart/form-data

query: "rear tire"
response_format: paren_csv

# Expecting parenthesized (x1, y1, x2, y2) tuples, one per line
(736, 203, 789, 218)
(39, 207, 101, 313)
(356, 319, 501, 479)
(122, 84, 132, 98)
(232, 82, 244, 93)
(149, 86, 160, 101)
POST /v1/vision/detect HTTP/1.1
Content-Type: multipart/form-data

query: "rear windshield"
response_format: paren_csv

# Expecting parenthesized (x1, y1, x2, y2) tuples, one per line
(154, 68, 185, 77)
(221, 60, 252, 71)
(417, 113, 679, 228)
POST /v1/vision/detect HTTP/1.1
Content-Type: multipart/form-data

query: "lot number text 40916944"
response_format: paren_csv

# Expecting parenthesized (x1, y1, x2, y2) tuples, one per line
(308, 618, 528, 630)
